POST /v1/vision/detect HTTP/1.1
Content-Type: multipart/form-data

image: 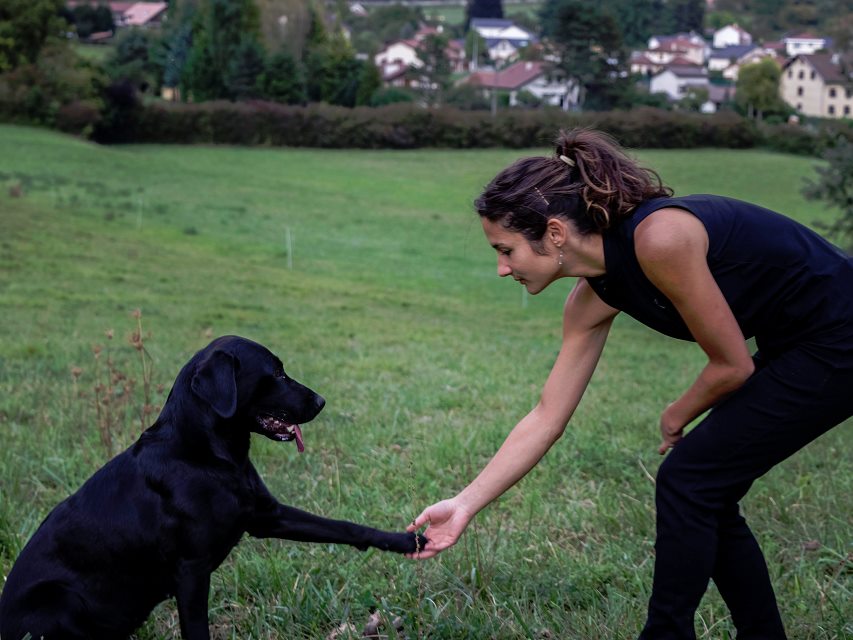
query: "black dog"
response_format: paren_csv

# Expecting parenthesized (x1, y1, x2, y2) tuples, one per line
(0, 336, 425, 640)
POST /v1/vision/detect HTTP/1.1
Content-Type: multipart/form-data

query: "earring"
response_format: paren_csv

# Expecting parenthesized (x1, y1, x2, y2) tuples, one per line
(558, 248, 564, 266)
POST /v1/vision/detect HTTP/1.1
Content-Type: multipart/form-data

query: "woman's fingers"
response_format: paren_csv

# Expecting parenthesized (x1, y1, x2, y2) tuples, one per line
(406, 508, 431, 532)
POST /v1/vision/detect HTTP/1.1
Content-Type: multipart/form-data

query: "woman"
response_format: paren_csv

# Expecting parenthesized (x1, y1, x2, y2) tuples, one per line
(407, 128, 853, 638)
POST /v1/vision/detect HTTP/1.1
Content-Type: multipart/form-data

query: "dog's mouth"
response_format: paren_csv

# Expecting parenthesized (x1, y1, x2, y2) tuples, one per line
(256, 415, 304, 452)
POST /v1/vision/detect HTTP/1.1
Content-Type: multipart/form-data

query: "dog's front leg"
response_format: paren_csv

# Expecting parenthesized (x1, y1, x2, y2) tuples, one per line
(175, 559, 212, 640)
(248, 503, 425, 554)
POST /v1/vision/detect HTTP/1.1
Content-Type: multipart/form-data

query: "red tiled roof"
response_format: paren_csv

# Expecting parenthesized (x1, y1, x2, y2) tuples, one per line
(668, 55, 696, 66)
(466, 61, 546, 90)
(787, 32, 821, 40)
(123, 2, 167, 26)
(67, 0, 135, 10)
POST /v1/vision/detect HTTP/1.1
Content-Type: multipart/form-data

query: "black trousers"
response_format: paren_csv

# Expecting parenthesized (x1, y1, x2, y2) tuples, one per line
(639, 339, 853, 640)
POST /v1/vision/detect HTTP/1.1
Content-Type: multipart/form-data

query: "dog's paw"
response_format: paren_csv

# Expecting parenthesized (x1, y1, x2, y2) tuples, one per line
(376, 531, 429, 554)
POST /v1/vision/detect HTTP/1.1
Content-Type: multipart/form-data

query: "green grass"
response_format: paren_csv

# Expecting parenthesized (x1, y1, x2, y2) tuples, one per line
(0, 125, 850, 639)
(423, 1, 542, 26)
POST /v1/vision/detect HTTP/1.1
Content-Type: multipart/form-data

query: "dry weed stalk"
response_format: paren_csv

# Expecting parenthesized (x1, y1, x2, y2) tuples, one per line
(86, 310, 160, 458)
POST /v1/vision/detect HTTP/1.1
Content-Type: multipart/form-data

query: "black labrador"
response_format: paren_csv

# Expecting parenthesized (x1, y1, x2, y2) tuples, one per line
(0, 336, 425, 640)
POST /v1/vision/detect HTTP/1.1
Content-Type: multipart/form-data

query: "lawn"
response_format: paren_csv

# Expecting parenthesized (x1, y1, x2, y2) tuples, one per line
(422, 1, 542, 26)
(0, 125, 850, 639)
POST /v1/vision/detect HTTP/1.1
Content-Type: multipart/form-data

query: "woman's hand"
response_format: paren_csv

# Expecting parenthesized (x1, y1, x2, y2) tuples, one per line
(658, 403, 685, 455)
(405, 498, 474, 559)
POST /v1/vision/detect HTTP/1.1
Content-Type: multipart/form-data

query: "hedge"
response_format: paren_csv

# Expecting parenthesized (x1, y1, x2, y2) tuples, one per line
(90, 99, 761, 150)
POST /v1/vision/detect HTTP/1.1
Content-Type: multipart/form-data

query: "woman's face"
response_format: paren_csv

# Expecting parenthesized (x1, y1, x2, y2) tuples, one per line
(481, 217, 561, 295)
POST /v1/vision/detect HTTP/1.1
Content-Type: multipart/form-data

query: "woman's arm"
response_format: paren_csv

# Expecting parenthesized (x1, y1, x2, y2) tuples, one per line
(407, 279, 618, 558)
(634, 208, 755, 454)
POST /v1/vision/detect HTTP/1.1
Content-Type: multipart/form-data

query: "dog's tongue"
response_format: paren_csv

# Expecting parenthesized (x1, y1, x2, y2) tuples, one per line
(294, 424, 304, 453)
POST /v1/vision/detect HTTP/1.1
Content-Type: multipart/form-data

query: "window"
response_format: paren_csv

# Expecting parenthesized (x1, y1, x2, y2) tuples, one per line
(828, 105, 835, 115)
(845, 106, 851, 116)
(798, 70, 804, 79)
(847, 89, 853, 99)
(797, 103, 803, 110)
(797, 87, 803, 96)
(829, 88, 837, 97)
(811, 71, 816, 80)
(788, 70, 793, 78)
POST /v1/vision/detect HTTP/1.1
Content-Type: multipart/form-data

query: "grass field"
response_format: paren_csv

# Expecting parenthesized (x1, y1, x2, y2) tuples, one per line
(423, 2, 543, 26)
(0, 125, 850, 639)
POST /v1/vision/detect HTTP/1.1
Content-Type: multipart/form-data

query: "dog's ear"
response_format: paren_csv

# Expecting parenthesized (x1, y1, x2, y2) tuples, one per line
(191, 350, 238, 418)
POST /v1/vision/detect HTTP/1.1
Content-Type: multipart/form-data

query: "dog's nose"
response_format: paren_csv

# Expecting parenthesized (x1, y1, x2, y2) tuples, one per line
(315, 395, 326, 412)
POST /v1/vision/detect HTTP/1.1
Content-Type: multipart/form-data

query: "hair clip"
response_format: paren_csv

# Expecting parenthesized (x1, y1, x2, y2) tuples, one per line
(534, 186, 550, 207)
(558, 154, 575, 167)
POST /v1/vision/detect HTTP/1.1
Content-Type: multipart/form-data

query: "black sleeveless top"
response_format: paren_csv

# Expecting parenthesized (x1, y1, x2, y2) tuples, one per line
(585, 195, 853, 354)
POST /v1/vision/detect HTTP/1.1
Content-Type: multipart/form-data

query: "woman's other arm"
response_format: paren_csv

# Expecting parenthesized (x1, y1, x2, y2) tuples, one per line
(634, 208, 755, 454)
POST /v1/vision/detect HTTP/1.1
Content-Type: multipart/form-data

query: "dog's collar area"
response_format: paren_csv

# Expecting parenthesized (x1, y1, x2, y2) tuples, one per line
(256, 415, 305, 452)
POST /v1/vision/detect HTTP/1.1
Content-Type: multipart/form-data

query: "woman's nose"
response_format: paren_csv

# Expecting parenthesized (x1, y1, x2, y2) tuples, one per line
(497, 260, 512, 277)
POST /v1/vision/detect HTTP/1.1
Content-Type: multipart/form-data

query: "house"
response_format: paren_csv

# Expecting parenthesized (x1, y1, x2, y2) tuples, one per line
(649, 64, 709, 101)
(783, 33, 830, 57)
(463, 60, 578, 109)
(120, 2, 167, 28)
(374, 26, 467, 87)
(647, 33, 707, 66)
(780, 54, 853, 119)
(348, 2, 368, 18)
(708, 44, 781, 80)
(708, 45, 756, 72)
(65, 1, 167, 29)
(713, 24, 752, 49)
(469, 18, 536, 64)
(630, 52, 664, 76)
(722, 46, 783, 81)
(701, 84, 736, 113)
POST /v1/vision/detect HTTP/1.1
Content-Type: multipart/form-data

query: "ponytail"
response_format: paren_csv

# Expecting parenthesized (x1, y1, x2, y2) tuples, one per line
(474, 128, 672, 241)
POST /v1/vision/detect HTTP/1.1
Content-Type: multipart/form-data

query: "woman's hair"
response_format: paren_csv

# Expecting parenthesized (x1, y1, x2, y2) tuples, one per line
(474, 128, 673, 246)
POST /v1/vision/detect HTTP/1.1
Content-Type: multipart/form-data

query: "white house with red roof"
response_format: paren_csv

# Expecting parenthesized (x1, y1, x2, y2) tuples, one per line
(647, 32, 707, 65)
(374, 25, 467, 87)
(65, 1, 167, 29)
(783, 33, 830, 57)
(120, 2, 167, 27)
(463, 60, 577, 109)
(712, 24, 752, 49)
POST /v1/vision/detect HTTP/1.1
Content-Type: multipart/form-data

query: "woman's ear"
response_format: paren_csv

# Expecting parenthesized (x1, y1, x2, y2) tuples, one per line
(545, 217, 569, 248)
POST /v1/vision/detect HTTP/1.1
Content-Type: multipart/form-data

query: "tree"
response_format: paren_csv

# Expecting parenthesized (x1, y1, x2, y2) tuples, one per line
(541, 0, 626, 110)
(69, 3, 114, 39)
(159, 12, 194, 92)
(676, 86, 708, 111)
(465, 29, 489, 69)
(0, 0, 65, 72)
(260, 48, 306, 104)
(184, 0, 261, 101)
(355, 60, 382, 106)
(255, 0, 313, 57)
(667, 0, 705, 33)
(803, 137, 853, 253)
(735, 58, 787, 120)
(415, 33, 453, 106)
(107, 28, 162, 93)
(225, 37, 266, 100)
(304, 32, 362, 106)
(465, 0, 503, 29)
(600, 0, 669, 49)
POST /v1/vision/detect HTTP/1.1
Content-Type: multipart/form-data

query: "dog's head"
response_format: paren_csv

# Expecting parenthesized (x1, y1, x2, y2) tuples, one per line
(187, 336, 325, 452)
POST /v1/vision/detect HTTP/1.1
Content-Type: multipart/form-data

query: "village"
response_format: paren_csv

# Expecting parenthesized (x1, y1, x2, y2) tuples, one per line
(58, 0, 852, 120)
